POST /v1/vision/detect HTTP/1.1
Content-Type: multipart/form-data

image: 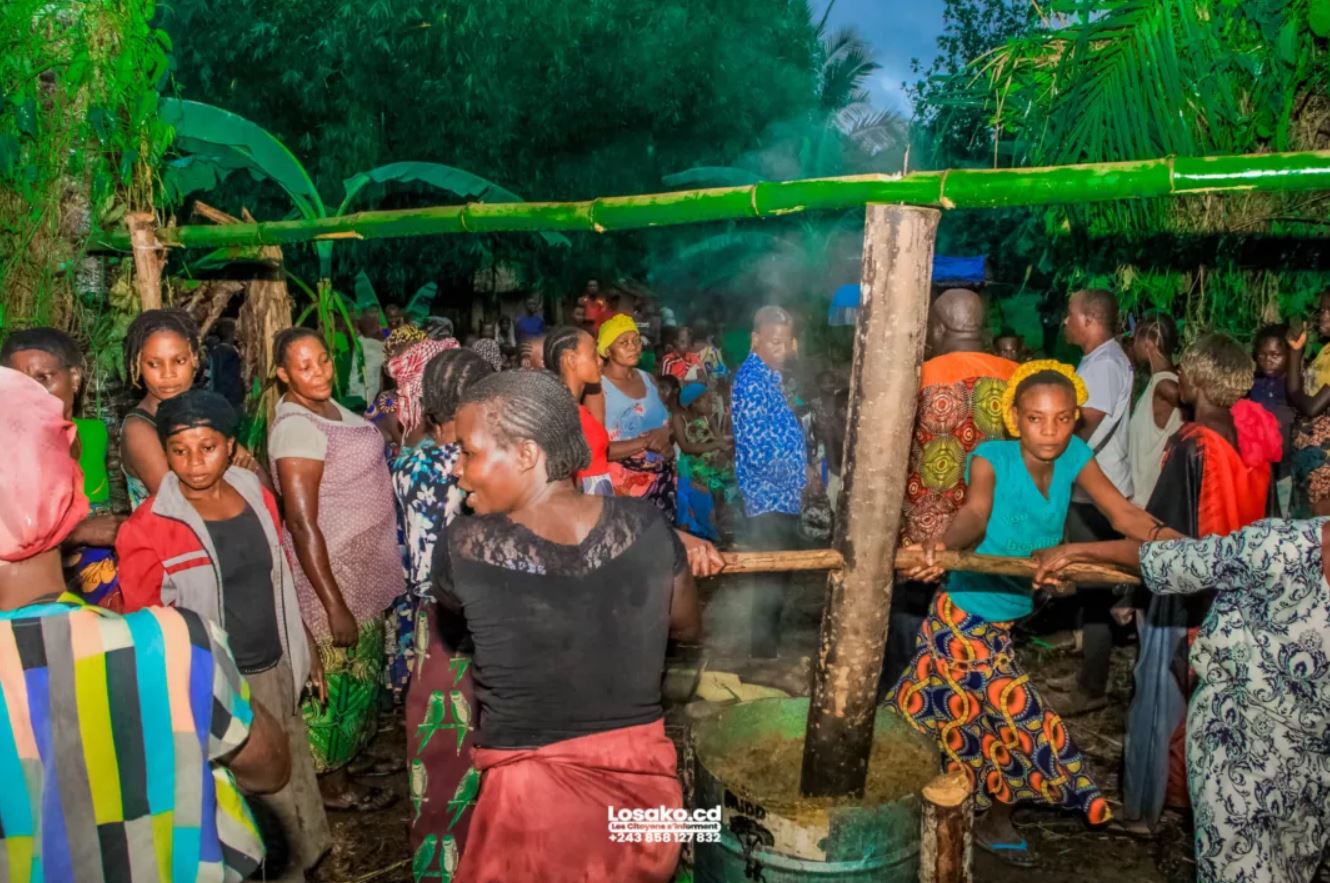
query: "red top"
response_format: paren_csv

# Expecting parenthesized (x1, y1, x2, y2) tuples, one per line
(576, 404, 611, 481)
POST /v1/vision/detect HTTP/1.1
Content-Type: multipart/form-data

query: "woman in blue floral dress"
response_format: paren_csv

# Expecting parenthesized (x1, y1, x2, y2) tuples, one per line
(389, 348, 494, 882)
(1039, 508, 1330, 883)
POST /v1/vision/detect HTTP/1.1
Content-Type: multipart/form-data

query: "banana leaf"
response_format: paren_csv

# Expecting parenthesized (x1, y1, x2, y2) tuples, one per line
(339, 162, 569, 247)
(662, 166, 767, 188)
(160, 98, 325, 220)
(348, 271, 382, 314)
(404, 282, 438, 323)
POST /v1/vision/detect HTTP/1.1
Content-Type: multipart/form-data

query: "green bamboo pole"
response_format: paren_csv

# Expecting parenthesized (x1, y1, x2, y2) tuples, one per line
(95, 150, 1330, 251)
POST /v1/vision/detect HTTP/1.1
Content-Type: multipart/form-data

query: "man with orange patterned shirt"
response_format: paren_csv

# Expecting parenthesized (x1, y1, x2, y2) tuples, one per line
(882, 288, 1018, 690)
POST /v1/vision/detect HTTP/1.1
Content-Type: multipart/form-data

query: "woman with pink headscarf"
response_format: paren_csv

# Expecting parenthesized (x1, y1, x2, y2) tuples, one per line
(382, 337, 459, 698)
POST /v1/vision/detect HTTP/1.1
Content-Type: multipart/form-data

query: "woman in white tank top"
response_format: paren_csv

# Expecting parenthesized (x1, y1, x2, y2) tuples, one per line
(1127, 316, 1183, 507)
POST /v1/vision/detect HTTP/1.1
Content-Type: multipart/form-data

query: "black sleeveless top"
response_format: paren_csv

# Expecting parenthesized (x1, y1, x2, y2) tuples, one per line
(430, 497, 686, 749)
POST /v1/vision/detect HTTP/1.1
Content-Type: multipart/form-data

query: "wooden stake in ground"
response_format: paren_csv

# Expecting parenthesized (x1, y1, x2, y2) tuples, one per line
(800, 203, 939, 798)
(919, 770, 973, 883)
(125, 212, 164, 310)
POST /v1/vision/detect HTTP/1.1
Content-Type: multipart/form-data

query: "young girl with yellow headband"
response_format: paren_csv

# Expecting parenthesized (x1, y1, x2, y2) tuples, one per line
(892, 360, 1179, 867)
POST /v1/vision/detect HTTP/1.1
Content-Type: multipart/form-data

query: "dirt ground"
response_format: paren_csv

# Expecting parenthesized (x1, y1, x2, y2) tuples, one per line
(309, 574, 1296, 883)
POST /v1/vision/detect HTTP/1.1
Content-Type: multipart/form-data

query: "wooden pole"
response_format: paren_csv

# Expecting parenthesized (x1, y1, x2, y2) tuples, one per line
(799, 204, 938, 798)
(125, 212, 164, 310)
(919, 770, 973, 883)
(716, 549, 1139, 585)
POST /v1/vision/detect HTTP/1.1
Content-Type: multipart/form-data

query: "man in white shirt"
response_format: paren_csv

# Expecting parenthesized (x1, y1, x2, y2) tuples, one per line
(1062, 288, 1135, 714)
(348, 309, 385, 406)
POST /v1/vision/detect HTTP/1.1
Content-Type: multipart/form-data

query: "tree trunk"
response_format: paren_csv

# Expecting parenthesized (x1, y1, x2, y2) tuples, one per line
(919, 770, 973, 883)
(126, 212, 164, 310)
(800, 203, 939, 798)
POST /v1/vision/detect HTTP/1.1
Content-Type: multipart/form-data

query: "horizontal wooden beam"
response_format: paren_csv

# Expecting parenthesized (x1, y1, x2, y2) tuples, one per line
(718, 548, 1139, 586)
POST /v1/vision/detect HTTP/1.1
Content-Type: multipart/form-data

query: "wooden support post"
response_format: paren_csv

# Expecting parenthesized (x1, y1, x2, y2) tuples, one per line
(799, 203, 939, 798)
(125, 212, 164, 311)
(919, 770, 973, 883)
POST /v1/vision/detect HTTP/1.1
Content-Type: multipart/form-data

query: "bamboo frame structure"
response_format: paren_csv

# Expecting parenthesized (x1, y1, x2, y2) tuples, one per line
(95, 150, 1330, 251)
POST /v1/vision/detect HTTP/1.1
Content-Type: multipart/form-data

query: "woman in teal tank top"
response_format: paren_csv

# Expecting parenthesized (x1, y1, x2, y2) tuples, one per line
(889, 361, 1178, 867)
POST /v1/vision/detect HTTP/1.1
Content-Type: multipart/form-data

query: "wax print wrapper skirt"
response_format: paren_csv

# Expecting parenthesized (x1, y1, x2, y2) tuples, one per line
(303, 618, 386, 773)
(891, 593, 1112, 821)
(407, 603, 478, 883)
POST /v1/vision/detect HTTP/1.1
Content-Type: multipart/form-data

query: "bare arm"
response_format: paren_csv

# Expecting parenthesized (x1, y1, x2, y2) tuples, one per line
(668, 566, 701, 642)
(275, 457, 357, 646)
(1286, 345, 1330, 417)
(1077, 406, 1107, 442)
(1151, 379, 1180, 430)
(608, 436, 650, 461)
(122, 418, 170, 496)
(903, 456, 995, 582)
(1076, 459, 1183, 542)
(1033, 539, 1143, 586)
(223, 699, 292, 795)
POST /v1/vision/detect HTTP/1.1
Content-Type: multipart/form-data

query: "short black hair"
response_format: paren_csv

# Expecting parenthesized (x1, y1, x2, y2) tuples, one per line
(422, 349, 494, 426)
(994, 328, 1020, 341)
(1, 327, 84, 372)
(660, 325, 687, 349)
(543, 325, 589, 374)
(1253, 323, 1289, 349)
(459, 369, 590, 482)
(1071, 288, 1119, 330)
(124, 309, 200, 387)
(272, 326, 325, 370)
(1014, 369, 1077, 406)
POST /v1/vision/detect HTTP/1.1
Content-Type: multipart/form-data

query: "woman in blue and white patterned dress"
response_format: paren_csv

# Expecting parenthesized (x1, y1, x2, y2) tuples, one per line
(1037, 513, 1330, 883)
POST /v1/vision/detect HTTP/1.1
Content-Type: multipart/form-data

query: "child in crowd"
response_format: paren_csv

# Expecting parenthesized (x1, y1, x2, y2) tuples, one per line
(116, 390, 331, 880)
(660, 325, 705, 383)
(1249, 324, 1295, 513)
(993, 330, 1026, 364)
(894, 360, 1179, 867)
(670, 382, 735, 541)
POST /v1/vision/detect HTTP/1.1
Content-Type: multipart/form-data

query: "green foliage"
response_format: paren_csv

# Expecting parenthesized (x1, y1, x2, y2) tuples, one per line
(160, 0, 823, 306)
(0, 0, 170, 335)
(913, 0, 1330, 341)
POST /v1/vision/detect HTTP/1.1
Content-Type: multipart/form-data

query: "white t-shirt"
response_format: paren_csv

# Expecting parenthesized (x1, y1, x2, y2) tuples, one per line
(269, 397, 372, 462)
(1075, 339, 1134, 500)
(348, 336, 385, 403)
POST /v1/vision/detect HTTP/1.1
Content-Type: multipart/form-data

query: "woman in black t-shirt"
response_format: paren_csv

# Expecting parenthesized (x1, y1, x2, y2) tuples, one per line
(431, 369, 700, 883)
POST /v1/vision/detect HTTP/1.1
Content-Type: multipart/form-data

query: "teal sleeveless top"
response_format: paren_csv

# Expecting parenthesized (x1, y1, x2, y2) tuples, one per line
(947, 437, 1094, 622)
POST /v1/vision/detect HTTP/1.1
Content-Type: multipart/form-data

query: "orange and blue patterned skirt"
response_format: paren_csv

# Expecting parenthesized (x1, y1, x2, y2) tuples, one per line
(892, 592, 1111, 822)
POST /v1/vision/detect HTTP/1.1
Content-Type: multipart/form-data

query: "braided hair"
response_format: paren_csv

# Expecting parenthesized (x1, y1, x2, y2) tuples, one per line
(123, 309, 200, 387)
(459, 369, 590, 482)
(542, 325, 589, 376)
(1, 327, 85, 372)
(422, 348, 494, 426)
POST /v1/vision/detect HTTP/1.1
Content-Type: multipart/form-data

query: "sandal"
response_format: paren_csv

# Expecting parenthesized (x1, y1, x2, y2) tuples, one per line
(976, 833, 1038, 868)
(322, 783, 397, 813)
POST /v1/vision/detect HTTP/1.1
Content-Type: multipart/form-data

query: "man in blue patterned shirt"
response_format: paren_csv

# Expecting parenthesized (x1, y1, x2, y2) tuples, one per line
(733, 306, 813, 657)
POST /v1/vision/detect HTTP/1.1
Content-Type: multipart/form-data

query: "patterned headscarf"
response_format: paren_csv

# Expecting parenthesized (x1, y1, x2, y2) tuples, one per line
(388, 338, 460, 433)
(470, 338, 504, 372)
(0, 367, 89, 562)
(385, 324, 428, 359)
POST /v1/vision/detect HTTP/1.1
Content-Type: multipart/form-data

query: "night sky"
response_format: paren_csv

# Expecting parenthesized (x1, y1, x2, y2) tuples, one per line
(815, 0, 946, 116)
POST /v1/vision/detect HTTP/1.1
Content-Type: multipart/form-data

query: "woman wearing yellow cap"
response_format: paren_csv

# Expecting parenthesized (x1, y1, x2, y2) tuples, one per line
(598, 314, 677, 519)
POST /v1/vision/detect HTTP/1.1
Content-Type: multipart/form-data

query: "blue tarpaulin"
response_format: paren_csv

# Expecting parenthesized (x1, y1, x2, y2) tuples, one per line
(827, 255, 987, 325)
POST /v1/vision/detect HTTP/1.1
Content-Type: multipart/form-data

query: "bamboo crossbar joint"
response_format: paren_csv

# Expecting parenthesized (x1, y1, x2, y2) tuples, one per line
(91, 150, 1330, 251)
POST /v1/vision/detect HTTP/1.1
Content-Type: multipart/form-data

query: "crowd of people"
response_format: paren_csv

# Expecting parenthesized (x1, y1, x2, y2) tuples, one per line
(0, 280, 1327, 882)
